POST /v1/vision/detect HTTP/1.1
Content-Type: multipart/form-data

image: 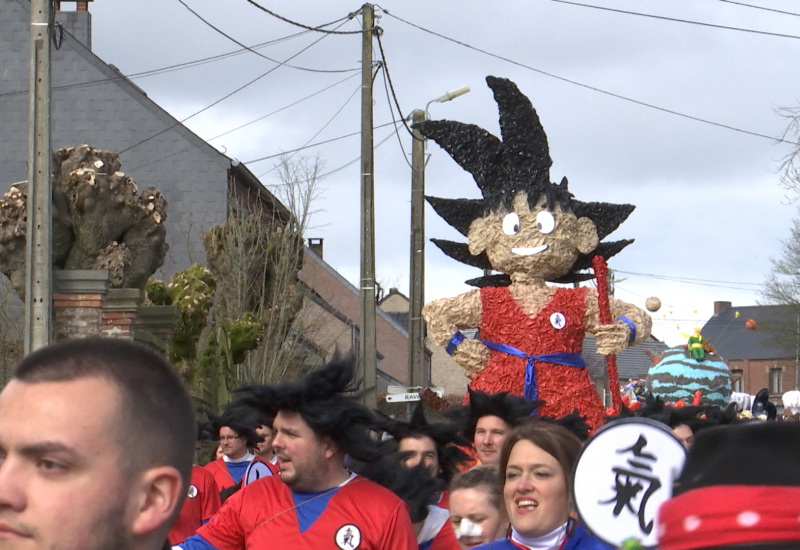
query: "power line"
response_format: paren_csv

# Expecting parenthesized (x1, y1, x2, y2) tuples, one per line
(206, 72, 361, 142)
(176, 0, 358, 74)
(379, 9, 800, 147)
(717, 0, 800, 18)
(119, 22, 344, 155)
(245, 120, 400, 165)
(614, 269, 762, 286)
(549, 0, 800, 39)
(244, 0, 366, 35)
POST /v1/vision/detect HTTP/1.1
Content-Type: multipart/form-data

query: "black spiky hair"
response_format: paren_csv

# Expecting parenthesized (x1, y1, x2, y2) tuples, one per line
(198, 404, 263, 448)
(605, 393, 740, 434)
(351, 451, 445, 524)
(234, 356, 383, 462)
(377, 403, 471, 483)
(416, 76, 635, 286)
(445, 389, 543, 441)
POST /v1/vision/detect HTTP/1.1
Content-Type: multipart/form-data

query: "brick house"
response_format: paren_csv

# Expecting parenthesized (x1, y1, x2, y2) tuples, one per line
(0, 1, 418, 387)
(702, 301, 799, 404)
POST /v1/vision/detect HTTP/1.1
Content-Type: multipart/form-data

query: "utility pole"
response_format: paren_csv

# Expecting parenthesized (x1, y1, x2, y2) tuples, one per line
(25, 0, 53, 353)
(359, 4, 377, 408)
(408, 109, 425, 389)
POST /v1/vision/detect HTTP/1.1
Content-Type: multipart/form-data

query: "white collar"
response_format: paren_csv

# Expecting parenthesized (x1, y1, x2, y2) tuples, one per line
(509, 522, 568, 550)
(223, 451, 254, 463)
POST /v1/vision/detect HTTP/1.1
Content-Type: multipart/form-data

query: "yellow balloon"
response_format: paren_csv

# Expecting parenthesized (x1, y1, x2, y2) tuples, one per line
(735, 311, 740, 318)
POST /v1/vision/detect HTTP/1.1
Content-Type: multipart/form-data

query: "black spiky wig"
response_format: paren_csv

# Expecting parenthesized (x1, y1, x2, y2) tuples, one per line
(415, 76, 635, 287)
(606, 393, 740, 434)
(234, 357, 383, 463)
(445, 389, 544, 441)
(199, 406, 262, 448)
(351, 452, 445, 524)
(377, 403, 471, 483)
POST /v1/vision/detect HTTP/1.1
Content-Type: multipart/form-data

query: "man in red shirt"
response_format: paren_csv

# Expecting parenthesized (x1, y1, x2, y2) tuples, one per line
(176, 358, 418, 550)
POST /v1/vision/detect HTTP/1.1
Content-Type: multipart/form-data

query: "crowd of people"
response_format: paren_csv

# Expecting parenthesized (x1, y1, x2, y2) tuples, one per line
(0, 337, 798, 550)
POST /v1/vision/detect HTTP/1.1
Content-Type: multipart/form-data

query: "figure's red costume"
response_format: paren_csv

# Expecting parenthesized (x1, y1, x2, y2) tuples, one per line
(470, 286, 605, 429)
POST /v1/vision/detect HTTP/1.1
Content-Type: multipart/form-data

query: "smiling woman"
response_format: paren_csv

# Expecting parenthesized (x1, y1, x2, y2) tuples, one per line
(471, 422, 613, 550)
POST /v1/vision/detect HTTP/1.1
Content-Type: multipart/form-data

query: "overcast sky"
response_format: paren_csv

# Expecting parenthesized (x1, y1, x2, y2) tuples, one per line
(83, 0, 800, 346)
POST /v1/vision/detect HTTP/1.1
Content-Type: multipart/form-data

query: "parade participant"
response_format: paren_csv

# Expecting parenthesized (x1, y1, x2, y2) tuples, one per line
(0, 337, 195, 550)
(202, 410, 260, 492)
(176, 358, 418, 549)
(657, 421, 800, 549)
(355, 453, 460, 550)
(449, 466, 509, 549)
(168, 465, 221, 545)
(419, 76, 651, 429)
(240, 412, 280, 486)
(378, 403, 471, 507)
(473, 422, 613, 550)
(446, 390, 541, 466)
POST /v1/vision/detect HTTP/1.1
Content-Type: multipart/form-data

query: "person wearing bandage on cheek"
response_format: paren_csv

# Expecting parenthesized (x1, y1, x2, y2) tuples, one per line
(449, 466, 509, 549)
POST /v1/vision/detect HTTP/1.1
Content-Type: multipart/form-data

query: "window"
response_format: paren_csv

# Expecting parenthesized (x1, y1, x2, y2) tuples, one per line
(730, 369, 744, 393)
(769, 368, 783, 395)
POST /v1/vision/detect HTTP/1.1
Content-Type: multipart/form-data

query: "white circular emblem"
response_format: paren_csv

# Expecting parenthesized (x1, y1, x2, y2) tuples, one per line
(187, 485, 198, 499)
(550, 312, 566, 330)
(334, 524, 361, 549)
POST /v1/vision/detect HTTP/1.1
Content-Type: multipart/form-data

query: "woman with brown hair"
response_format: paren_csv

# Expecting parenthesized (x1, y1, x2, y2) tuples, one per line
(449, 465, 509, 548)
(473, 421, 612, 550)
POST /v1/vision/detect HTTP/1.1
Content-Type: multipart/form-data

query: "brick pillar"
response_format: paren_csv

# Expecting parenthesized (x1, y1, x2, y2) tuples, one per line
(101, 288, 143, 340)
(53, 270, 112, 341)
(134, 305, 178, 353)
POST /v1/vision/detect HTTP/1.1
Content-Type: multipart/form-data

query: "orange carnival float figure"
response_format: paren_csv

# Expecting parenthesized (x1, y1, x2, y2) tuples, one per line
(418, 76, 652, 429)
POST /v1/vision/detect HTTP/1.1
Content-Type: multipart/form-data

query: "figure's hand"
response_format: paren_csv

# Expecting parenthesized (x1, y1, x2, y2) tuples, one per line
(594, 322, 631, 355)
(452, 339, 491, 378)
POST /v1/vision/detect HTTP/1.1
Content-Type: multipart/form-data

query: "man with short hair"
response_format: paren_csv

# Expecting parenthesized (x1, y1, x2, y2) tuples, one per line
(446, 389, 541, 466)
(0, 337, 195, 550)
(177, 359, 418, 549)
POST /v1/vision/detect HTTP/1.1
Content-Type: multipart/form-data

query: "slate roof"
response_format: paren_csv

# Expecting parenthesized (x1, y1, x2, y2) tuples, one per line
(583, 336, 668, 381)
(701, 304, 797, 361)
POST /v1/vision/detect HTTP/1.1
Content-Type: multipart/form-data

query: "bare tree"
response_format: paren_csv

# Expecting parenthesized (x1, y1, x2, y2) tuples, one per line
(778, 105, 800, 196)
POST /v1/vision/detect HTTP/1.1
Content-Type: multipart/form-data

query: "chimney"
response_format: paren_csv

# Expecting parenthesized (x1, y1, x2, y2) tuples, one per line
(308, 238, 324, 259)
(714, 301, 732, 315)
(55, 1, 93, 49)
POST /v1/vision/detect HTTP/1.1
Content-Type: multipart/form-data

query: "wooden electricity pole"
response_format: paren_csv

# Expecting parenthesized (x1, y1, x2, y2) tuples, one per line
(409, 109, 426, 389)
(359, 4, 377, 408)
(25, 0, 53, 353)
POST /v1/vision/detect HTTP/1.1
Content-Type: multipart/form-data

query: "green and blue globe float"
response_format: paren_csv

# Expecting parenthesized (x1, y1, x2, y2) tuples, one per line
(646, 347, 732, 407)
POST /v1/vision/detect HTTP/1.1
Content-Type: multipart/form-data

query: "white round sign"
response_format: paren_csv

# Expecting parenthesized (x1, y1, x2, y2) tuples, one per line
(572, 418, 686, 548)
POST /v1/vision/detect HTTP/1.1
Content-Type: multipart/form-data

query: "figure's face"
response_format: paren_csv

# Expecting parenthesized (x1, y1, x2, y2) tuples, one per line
(397, 435, 439, 478)
(503, 440, 570, 539)
(467, 191, 598, 279)
(218, 426, 247, 460)
(272, 411, 333, 492)
(474, 415, 510, 465)
(254, 425, 275, 458)
(0, 377, 136, 550)
(449, 487, 506, 549)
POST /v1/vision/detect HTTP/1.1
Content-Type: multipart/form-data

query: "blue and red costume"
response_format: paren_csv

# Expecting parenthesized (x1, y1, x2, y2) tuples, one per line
(472, 523, 613, 550)
(177, 474, 417, 549)
(168, 465, 221, 545)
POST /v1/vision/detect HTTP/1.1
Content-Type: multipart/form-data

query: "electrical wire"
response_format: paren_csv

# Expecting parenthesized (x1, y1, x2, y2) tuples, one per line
(549, 0, 800, 39)
(374, 28, 416, 139)
(614, 269, 763, 287)
(176, 0, 358, 74)
(378, 56, 414, 170)
(244, 0, 366, 35)
(718, 0, 800, 17)
(245, 120, 400, 165)
(379, 9, 800, 147)
(206, 72, 361, 142)
(119, 22, 346, 155)
(0, 27, 330, 99)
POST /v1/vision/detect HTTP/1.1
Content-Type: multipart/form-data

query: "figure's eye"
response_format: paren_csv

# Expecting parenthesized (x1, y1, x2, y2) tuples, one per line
(536, 211, 555, 234)
(502, 213, 520, 236)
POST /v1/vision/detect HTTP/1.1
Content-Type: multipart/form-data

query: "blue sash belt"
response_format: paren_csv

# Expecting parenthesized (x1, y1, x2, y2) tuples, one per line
(481, 340, 586, 402)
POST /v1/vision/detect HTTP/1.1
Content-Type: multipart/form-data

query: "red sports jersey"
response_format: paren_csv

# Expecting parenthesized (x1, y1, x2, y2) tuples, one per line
(196, 474, 417, 549)
(203, 457, 237, 490)
(168, 465, 221, 545)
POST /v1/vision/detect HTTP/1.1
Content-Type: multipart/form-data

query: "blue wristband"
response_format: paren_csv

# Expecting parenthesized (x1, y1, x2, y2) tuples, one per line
(446, 331, 465, 355)
(619, 316, 636, 343)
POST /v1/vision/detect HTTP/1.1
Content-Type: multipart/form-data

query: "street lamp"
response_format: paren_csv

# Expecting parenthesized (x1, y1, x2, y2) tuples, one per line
(408, 86, 471, 389)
